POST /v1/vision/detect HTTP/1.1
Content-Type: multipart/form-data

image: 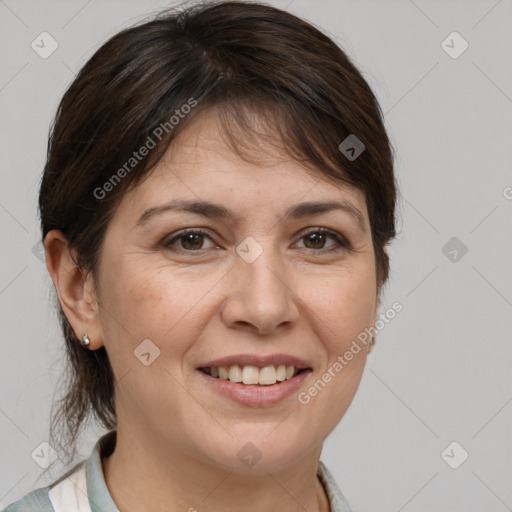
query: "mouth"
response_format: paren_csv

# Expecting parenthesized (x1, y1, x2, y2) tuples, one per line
(196, 355, 313, 407)
(198, 364, 308, 386)
(197, 366, 312, 407)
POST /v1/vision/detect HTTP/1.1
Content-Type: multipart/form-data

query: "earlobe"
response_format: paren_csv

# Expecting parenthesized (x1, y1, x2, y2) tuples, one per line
(44, 230, 103, 349)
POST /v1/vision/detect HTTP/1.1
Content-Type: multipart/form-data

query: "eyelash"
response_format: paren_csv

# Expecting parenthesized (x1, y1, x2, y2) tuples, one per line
(162, 227, 351, 255)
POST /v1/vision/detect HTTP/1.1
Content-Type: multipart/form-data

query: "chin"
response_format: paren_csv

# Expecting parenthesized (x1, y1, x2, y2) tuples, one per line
(200, 427, 319, 475)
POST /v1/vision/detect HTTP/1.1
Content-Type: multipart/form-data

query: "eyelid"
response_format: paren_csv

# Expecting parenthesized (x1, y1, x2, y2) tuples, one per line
(297, 226, 351, 251)
(162, 228, 218, 250)
(161, 226, 351, 253)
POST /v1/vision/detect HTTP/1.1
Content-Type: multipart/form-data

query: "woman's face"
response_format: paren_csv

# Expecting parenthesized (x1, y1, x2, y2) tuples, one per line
(93, 111, 379, 473)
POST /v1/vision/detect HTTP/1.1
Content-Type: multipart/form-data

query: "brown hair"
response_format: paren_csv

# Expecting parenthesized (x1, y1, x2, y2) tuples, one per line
(39, 0, 398, 468)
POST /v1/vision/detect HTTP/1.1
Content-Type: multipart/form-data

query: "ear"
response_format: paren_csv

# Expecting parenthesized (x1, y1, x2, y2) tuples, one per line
(367, 289, 381, 355)
(44, 230, 103, 349)
(368, 244, 390, 354)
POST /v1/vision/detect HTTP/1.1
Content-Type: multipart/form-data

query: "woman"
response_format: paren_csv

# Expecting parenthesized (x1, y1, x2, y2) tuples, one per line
(4, 1, 397, 510)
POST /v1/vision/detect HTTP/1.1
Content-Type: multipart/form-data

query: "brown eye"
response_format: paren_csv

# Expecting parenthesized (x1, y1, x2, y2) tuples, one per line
(163, 229, 215, 252)
(303, 232, 328, 250)
(296, 228, 349, 252)
(180, 233, 206, 250)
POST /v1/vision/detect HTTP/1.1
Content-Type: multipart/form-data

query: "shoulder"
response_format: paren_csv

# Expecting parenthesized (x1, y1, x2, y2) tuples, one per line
(2, 486, 54, 511)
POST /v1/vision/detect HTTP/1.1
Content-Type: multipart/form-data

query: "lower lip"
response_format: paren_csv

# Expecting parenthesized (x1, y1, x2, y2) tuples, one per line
(197, 369, 312, 407)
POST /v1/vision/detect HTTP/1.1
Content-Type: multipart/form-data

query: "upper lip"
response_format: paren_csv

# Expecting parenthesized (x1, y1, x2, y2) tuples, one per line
(198, 353, 312, 370)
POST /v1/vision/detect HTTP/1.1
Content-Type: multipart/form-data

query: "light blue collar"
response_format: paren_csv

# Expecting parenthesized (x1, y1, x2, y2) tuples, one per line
(85, 431, 119, 512)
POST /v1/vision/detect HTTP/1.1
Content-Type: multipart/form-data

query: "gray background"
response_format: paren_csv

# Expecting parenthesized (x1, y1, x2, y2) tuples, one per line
(1, 0, 511, 510)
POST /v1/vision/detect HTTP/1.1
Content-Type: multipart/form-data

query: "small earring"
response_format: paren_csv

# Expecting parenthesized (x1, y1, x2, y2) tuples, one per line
(81, 334, 91, 348)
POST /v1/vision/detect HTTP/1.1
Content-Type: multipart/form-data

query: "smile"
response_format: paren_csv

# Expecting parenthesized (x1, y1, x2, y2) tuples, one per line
(199, 364, 303, 385)
(197, 366, 312, 407)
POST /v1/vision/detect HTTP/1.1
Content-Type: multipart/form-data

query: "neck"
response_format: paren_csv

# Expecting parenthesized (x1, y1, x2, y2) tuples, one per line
(102, 426, 330, 512)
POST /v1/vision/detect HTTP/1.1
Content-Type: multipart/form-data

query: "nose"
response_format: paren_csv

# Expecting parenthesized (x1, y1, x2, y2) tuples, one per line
(220, 249, 300, 336)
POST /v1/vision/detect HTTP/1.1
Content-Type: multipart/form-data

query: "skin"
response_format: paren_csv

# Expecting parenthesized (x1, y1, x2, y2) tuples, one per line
(45, 110, 381, 512)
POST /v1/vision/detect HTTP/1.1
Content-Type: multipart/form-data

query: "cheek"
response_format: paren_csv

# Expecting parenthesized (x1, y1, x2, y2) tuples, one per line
(296, 272, 373, 438)
(98, 261, 219, 361)
(302, 265, 376, 350)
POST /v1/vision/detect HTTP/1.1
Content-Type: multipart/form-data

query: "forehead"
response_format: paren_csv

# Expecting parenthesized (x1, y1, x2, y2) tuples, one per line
(118, 110, 368, 226)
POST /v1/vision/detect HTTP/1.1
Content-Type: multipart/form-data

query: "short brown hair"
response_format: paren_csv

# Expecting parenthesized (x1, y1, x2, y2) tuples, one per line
(39, 0, 398, 466)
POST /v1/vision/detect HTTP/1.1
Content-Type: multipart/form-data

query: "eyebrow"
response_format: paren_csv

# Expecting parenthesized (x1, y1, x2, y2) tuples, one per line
(135, 199, 366, 232)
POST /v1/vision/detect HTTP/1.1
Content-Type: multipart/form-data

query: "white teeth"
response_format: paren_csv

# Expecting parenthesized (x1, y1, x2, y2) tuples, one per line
(259, 365, 277, 385)
(276, 364, 287, 381)
(206, 364, 302, 384)
(228, 365, 243, 383)
(242, 365, 259, 385)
